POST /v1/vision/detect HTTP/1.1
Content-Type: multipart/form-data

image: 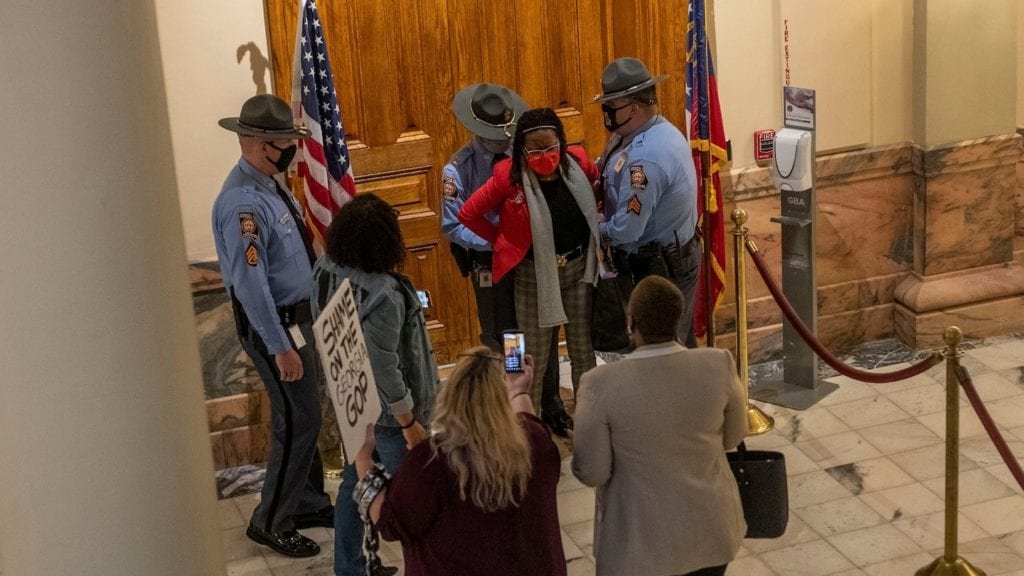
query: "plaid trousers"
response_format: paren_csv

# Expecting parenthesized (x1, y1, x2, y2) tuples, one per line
(515, 256, 596, 408)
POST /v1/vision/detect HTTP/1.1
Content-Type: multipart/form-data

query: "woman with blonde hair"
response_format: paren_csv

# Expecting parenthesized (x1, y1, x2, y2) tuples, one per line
(352, 347, 566, 576)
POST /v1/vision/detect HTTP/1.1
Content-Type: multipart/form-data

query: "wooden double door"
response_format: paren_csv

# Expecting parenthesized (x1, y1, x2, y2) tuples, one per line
(265, 0, 690, 363)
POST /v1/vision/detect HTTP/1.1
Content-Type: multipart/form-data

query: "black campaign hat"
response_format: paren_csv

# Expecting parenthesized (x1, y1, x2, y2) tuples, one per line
(218, 94, 310, 138)
(452, 83, 528, 140)
(592, 57, 668, 103)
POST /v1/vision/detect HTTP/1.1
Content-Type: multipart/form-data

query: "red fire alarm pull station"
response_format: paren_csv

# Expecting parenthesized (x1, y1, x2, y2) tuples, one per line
(754, 129, 776, 162)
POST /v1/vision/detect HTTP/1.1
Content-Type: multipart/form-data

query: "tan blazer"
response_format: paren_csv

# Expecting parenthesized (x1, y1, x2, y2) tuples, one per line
(572, 342, 747, 576)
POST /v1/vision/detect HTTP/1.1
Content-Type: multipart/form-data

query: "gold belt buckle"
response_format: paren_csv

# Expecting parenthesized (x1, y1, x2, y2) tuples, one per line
(556, 253, 568, 267)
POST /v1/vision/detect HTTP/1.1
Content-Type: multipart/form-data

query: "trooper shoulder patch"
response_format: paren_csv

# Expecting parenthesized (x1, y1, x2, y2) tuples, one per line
(239, 212, 259, 240)
(442, 175, 457, 202)
(245, 243, 259, 266)
(628, 194, 643, 215)
(629, 165, 647, 190)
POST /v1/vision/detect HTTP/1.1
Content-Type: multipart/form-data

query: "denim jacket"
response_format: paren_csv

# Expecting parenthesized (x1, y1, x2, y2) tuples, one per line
(311, 259, 439, 427)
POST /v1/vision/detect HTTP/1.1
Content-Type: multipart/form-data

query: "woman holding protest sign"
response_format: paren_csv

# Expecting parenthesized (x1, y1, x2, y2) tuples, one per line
(353, 347, 566, 576)
(311, 193, 440, 576)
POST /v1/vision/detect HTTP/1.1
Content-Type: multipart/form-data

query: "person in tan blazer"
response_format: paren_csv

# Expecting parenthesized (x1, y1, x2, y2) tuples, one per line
(572, 276, 747, 576)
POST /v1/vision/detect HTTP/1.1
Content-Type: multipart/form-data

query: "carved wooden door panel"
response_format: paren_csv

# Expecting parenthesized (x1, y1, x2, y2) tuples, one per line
(264, 0, 688, 363)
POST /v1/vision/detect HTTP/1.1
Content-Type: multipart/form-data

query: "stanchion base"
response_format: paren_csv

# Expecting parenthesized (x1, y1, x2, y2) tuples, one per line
(746, 403, 775, 436)
(749, 371, 838, 410)
(915, 556, 986, 576)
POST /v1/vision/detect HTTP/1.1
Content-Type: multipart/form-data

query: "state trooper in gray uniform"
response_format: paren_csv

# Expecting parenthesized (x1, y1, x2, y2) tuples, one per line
(594, 57, 703, 348)
(213, 95, 332, 558)
(441, 83, 574, 436)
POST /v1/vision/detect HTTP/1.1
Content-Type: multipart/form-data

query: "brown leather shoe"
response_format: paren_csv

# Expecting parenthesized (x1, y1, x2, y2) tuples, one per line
(246, 524, 320, 558)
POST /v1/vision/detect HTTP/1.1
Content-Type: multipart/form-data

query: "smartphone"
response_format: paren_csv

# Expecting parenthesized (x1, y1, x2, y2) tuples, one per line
(416, 289, 431, 309)
(503, 330, 526, 373)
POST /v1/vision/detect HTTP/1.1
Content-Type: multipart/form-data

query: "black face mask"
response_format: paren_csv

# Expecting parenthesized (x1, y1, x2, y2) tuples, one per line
(266, 142, 297, 173)
(601, 101, 634, 132)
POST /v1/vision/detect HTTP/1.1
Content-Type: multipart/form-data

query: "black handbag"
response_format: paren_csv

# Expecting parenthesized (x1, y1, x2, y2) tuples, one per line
(590, 273, 633, 352)
(727, 441, 789, 538)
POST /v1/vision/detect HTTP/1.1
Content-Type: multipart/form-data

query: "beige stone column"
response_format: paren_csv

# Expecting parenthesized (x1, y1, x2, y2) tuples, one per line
(895, 0, 1024, 348)
(0, 2, 224, 575)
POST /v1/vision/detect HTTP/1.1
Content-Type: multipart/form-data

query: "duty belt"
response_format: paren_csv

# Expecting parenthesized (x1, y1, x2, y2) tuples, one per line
(277, 299, 312, 326)
(555, 245, 585, 267)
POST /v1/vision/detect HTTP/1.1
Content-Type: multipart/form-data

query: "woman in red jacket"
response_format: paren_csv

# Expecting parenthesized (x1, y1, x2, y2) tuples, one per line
(458, 107, 602, 428)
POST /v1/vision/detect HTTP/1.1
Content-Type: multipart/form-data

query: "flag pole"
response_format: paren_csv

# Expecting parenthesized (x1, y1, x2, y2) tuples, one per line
(699, 0, 716, 347)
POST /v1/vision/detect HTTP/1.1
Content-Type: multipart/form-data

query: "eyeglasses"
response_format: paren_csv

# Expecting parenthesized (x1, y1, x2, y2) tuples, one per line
(522, 143, 560, 159)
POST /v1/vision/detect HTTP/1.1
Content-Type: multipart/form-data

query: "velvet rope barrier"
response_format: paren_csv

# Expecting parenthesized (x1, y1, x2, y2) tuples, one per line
(956, 365, 1024, 491)
(746, 243, 942, 383)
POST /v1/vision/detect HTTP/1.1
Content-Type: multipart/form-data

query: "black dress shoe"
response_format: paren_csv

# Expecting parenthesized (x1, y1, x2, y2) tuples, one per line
(368, 560, 399, 576)
(542, 410, 574, 438)
(292, 504, 335, 529)
(246, 524, 320, 558)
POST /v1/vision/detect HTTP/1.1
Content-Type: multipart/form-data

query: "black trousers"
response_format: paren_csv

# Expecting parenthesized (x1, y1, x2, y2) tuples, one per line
(680, 564, 728, 576)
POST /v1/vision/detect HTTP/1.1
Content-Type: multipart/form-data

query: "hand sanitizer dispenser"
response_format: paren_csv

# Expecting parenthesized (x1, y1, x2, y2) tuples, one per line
(773, 128, 813, 191)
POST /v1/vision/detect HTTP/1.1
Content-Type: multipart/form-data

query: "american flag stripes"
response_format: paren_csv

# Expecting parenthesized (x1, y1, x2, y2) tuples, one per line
(291, 0, 356, 243)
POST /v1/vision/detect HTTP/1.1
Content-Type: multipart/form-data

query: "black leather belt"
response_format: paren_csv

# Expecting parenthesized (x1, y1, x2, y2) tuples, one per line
(277, 299, 312, 326)
(555, 245, 584, 267)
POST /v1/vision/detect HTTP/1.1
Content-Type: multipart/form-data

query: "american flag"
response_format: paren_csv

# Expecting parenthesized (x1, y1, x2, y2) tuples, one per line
(686, 0, 729, 340)
(291, 0, 356, 243)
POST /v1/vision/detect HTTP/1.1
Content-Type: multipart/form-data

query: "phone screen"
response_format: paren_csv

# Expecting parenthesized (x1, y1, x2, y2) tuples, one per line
(503, 331, 525, 373)
(416, 289, 431, 309)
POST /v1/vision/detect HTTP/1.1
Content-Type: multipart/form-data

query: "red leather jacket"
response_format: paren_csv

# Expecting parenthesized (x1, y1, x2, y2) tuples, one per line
(457, 146, 601, 283)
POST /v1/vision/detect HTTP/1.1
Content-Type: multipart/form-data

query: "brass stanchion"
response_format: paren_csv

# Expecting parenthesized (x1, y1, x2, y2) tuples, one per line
(731, 209, 773, 436)
(916, 326, 985, 576)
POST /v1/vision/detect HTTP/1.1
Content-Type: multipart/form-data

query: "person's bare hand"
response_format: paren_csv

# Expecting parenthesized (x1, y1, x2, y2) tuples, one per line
(275, 349, 304, 382)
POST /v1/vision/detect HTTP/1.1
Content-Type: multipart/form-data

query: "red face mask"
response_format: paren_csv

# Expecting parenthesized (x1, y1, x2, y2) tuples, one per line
(526, 148, 561, 176)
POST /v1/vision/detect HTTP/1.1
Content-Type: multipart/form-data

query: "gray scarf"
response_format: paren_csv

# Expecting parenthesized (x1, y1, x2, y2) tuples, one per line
(522, 156, 601, 327)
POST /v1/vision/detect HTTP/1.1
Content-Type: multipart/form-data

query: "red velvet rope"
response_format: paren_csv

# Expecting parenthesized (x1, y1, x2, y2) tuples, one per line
(746, 244, 942, 383)
(957, 366, 1024, 491)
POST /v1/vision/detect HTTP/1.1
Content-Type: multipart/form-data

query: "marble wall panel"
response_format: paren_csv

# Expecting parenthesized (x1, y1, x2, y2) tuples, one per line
(896, 294, 1024, 349)
(213, 424, 270, 470)
(206, 391, 270, 433)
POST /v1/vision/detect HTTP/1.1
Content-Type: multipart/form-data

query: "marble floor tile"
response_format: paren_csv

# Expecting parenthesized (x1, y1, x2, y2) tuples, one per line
(741, 514, 821, 555)
(960, 435, 1024, 468)
(983, 395, 1024, 430)
(818, 377, 879, 407)
(860, 552, 938, 576)
(985, 463, 1024, 492)
(226, 555, 272, 576)
(961, 495, 1024, 536)
(890, 442, 979, 482)
(788, 470, 860, 509)
(884, 382, 947, 417)
(265, 552, 333, 576)
(221, 525, 265, 562)
(566, 556, 596, 576)
(760, 539, 855, 576)
(793, 496, 886, 537)
(860, 419, 942, 454)
(1002, 529, 1024, 557)
(824, 456, 916, 496)
(937, 537, 1024, 575)
(724, 554, 777, 575)
(892, 510, 988, 550)
(922, 467, 1016, 506)
(795, 431, 882, 468)
(966, 341, 1024, 372)
(826, 395, 913, 430)
(562, 519, 594, 559)
(219, 497, 247, 530)
(773, 407, 851, 443)
(556, 486, 596, 527)
(864, 365, 940, 394)
(827, 523, 923, 566)
(968, 370, 1024, 402)
(745, 442, 813, 476)
(859, 482, 947, 521)
(917, 407, 988, 439)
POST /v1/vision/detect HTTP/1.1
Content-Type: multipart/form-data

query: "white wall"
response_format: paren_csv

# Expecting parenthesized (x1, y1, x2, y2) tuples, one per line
(715, 0, 914, 168)
(155, 0, 272, 263)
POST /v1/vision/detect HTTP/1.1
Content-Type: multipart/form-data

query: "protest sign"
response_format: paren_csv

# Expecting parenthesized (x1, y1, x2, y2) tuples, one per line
(313, 279, 381, 461)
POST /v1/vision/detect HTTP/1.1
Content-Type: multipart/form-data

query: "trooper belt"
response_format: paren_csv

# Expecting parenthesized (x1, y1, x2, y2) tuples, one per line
(277, 299, 312, 326)
(555, 245, 585, 267)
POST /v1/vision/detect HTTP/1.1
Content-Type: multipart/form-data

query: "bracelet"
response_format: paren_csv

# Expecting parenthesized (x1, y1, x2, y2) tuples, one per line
(400, 418, 417, 430)
(353, 463, 391, 521)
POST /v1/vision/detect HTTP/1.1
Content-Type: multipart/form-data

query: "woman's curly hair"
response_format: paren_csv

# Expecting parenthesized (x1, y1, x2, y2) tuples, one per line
(324, 193, 405, 273)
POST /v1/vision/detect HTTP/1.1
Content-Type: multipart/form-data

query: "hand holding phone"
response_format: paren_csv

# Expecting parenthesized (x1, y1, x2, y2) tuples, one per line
(503, 330, 526, 373)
